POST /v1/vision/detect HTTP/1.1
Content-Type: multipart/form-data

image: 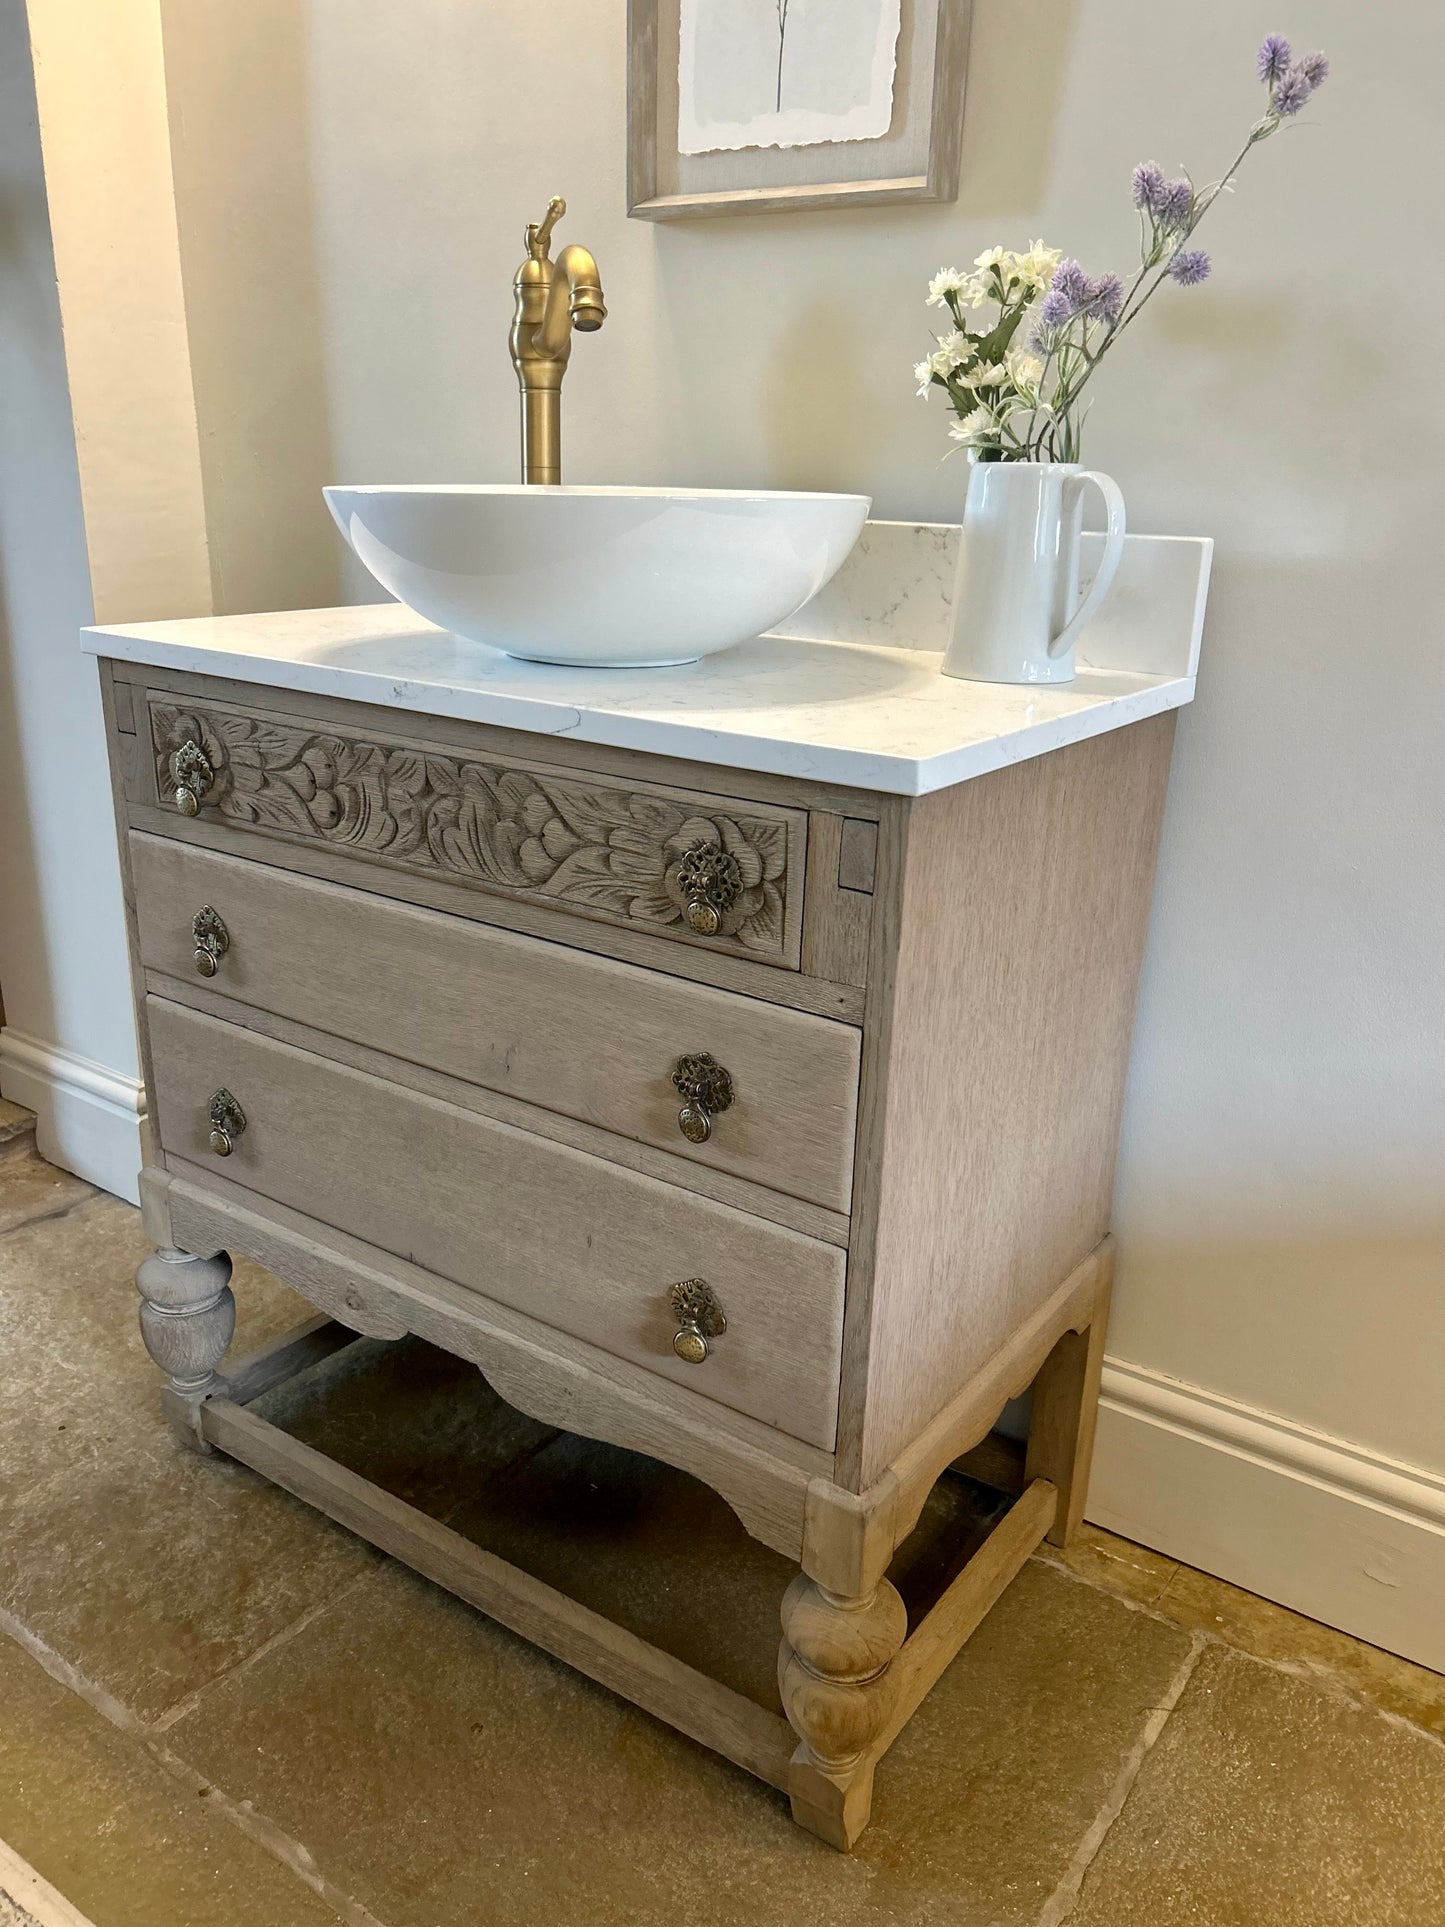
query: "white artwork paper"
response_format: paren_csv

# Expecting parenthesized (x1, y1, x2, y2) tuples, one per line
(677, 0, 902, 155)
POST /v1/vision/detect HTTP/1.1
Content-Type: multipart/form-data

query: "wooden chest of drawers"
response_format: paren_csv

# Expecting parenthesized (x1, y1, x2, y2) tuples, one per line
(101, 656, 1177, 1850)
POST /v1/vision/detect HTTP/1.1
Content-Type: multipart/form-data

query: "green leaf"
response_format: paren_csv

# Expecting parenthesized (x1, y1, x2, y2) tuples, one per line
(974, 306, 1026, 365)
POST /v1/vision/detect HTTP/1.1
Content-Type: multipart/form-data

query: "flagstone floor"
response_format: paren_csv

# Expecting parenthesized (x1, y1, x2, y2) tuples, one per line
(1, 1107, 1442, 1927)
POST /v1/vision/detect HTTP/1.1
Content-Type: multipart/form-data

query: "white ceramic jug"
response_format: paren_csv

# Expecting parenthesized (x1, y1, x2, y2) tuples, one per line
(941, 461, 1127, 685)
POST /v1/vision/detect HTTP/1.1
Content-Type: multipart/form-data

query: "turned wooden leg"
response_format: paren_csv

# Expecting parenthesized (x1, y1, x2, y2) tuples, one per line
(1024, 1268, 1113, 1547)
(136, 1246, 235, 1450)
(778, 1573, 907, 1850)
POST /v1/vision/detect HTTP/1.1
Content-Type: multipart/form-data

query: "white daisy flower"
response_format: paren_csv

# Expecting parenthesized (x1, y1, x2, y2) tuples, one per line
(948, 406, 997, 445)
(926, 267, 967, 307)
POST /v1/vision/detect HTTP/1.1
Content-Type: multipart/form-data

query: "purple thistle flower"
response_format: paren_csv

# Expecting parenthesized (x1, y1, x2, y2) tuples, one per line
(1086, 273, 1125, 322)
(1257, 34, 1292, 84)
(1272, 66, 1313, 115)
(1168, 249, 1211, 287)
(1161, 176, 1194, 229)
(1037, 287, 1074, 329)
(1131, 160, 1167, 214)
(1297, 50, 1329, 87)
(1050, 259, 1091, 308)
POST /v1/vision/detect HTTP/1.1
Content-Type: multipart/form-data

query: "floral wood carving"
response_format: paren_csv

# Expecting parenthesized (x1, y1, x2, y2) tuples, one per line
(150, 703, 792, 954)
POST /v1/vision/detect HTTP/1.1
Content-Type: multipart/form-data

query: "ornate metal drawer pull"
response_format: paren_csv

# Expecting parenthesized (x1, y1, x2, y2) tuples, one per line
(675, 839, 743, 937)
(670, 1279, 726, 1364)
(192, 906, 230, 977)
(170, 739, 214, 816)
(670, 1052, 734, 1145)
(207, 1088, 246, 1157)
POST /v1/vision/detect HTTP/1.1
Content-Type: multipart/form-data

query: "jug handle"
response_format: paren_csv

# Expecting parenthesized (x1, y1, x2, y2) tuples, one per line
(1049, 470, 1126, 660)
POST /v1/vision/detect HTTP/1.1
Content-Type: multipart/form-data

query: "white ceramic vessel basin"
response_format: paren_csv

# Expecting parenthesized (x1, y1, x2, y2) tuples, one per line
(323, 484, 870, 667)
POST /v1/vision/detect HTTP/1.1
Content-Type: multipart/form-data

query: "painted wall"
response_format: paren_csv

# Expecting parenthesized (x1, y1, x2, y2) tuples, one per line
(0, 7, 145, 1197)
(149, 0, 1443, 1658)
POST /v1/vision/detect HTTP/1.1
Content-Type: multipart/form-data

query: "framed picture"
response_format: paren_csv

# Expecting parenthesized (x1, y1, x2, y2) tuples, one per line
(627, 0, 972, 220)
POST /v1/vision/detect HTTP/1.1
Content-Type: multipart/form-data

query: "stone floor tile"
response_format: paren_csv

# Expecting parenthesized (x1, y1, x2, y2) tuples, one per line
(1068, 1644, 1445, 1925)
(1154, 1559, 1445, 1741)
(0, 1634, 339, 1927)
(1038, 1522, 1179, 1608)
(1, 1324, 550, 1728)
(446, 1431, 1008, 1709)
(0, 1192, 310, 1493)
(0, 1185, 368, 1723)
(165, 1489, 1194, 1927)
(0, 1157, 93, 1236)
(254, 1332, 555, 1519)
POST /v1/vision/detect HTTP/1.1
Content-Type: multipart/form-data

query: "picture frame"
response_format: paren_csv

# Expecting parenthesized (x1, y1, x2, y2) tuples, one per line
(627, 0, 972, 221)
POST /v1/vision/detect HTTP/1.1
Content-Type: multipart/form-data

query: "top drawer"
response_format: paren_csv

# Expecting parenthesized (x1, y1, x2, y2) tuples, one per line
(145, 694, 806, 969)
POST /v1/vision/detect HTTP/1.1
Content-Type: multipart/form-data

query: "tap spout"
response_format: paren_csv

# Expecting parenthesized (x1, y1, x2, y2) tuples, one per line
(537, 243, 606, 356)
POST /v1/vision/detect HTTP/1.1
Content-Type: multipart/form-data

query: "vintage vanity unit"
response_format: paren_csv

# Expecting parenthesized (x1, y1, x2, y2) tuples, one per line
(88, 527, 1208, 1849)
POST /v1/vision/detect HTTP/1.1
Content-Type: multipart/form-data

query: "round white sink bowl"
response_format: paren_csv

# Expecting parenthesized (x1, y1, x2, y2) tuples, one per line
(323, 484, 870, 667)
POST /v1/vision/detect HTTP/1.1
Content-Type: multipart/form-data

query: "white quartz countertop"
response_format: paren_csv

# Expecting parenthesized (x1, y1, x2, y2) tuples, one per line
(84, 526, 1211, 798)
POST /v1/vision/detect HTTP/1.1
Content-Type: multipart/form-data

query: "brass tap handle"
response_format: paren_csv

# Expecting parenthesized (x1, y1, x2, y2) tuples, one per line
(527, 195, 566, 258)
(207, 1088, 246, 1157)
(170, 739, 214, 817)
(192, 906, 229, 978)
(670, 1279, 726, 1364)
(675, 840, 744, 938)
(670, 1052, 734, 1145)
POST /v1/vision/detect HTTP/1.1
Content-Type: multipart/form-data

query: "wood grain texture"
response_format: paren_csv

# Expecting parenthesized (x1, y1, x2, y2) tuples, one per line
(837, 819, 879, 895)
(146, 693, 807, 967)
(884, 1244, 1107, 1550)
(801, 812, 873, 988)
(840, 716, 1176, 1488)
(1025, 1252, 1113, 1547)
(127, 801, 864, 1023)
(161, 1169, 824, 1557)
(147, 968, 850, 1247)
(222, 1314, 362, 1406)
(199, 1396, 797, 1791)
(147, 997, 846, 1448)
(131, 833, 860, 1213)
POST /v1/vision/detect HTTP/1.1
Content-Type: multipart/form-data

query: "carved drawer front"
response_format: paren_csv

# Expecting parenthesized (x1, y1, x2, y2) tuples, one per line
(131, 835, 858, 1213)
(147, 998, 844, 1449)
(146, 695, 805, 967)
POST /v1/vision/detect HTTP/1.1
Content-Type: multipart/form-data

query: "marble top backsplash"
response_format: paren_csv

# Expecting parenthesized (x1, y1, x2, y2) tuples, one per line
(770, 518, 1211, 683)
(768, 520, 962, 653)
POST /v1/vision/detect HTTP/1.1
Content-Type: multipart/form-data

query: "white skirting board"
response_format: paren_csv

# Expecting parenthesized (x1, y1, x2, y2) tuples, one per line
(0, 1029, 145, 1205)
(1091, 1357, 1445, 1674)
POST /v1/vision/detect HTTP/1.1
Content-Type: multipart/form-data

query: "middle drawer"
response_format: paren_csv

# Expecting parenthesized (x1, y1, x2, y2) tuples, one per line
(147, 996, 845, 1449)
(131, 833, 860, 1214)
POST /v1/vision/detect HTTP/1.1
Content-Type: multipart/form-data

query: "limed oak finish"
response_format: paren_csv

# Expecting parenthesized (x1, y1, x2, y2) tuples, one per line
(99, 654, 1176, 1850)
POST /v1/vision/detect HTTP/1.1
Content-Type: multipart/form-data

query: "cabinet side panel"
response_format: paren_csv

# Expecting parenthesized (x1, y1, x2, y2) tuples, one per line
(849, 713, 1177, 1488)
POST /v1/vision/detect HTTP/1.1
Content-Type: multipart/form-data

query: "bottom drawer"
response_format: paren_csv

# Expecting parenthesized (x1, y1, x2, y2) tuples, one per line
(147, 997, 844, 1449)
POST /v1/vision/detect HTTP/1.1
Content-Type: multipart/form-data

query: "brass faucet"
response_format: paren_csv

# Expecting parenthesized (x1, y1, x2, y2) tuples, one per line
(508, 196, 606, 485)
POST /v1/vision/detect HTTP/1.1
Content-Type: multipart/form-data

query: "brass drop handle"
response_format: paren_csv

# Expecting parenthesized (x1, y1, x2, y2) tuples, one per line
(675, 839, 743, 938)
(207, 1088, 246, 1157)
(670, 1052, 734, 1145)
(192, 906, 229, 977)
(670, 1279, 726, 1364)
(170, 739, 214, 817)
